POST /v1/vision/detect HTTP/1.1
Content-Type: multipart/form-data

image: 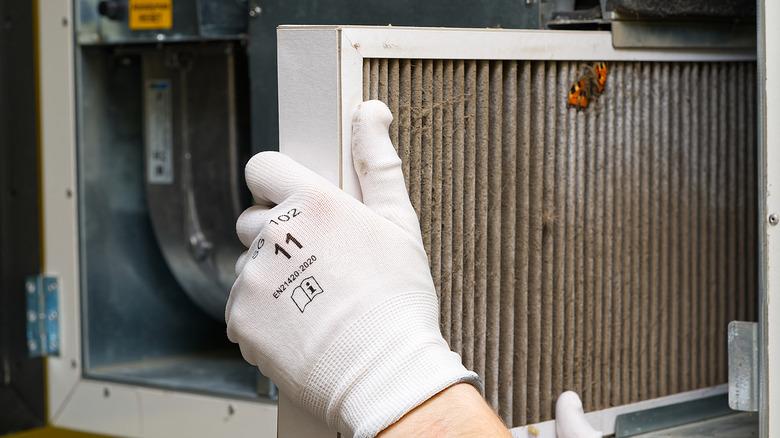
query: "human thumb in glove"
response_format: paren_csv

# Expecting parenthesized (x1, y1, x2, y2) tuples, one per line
(226, 100, 480, 437)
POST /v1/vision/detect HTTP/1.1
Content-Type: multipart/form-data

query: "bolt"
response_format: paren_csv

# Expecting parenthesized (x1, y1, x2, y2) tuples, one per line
(156, 33, 165, 41)
(770, 214, 779, 226)
(249, 5, 261, 16)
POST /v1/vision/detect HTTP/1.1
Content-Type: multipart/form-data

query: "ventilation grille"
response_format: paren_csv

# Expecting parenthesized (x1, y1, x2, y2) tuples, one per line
(363, 59, 757, 426)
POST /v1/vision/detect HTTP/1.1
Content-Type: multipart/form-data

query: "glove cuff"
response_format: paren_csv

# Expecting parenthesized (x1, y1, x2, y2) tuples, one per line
(299, 291, 481, 438)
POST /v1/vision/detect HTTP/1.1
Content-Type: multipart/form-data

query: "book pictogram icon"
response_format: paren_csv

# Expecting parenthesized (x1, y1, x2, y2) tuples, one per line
(291, 276, 324, 313)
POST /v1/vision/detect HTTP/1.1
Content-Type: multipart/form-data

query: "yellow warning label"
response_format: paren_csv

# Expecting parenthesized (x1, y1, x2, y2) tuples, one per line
(129, 0, 172, 30)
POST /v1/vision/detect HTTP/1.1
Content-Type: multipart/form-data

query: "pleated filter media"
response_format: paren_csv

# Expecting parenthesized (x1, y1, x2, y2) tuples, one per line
(363, 59, 757, 426)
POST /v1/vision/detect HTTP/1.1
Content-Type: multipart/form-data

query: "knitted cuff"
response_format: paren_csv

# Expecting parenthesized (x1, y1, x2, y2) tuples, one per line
(299, 291, 481, 437)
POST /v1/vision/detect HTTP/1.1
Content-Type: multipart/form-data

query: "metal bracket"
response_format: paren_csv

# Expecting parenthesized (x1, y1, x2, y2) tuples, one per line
(25, 275, 60, 357)
(728, 321, 758, 411)
(614, 394, 731, 437)
(611, 20, 756, 49)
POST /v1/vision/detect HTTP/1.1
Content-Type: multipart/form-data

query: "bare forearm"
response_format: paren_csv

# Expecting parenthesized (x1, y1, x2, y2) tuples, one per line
(378, 384, 511, 438)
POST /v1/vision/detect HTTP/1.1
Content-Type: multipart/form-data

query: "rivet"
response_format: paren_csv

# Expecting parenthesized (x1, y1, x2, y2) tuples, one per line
(103, 387, 110, 398)
(770, 214, 779, 226)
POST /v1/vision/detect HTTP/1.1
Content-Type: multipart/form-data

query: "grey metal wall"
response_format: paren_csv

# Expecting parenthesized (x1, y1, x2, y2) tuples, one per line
(364, 59, 758, 426)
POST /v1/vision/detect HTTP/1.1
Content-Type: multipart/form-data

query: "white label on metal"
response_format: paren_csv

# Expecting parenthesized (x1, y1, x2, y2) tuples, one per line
(145, 79, 174, 184)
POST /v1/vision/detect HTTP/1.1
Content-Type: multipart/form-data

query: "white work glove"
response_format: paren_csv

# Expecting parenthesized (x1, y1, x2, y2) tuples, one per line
(226, 100, 480, 437)
(555, 391, 601, 438)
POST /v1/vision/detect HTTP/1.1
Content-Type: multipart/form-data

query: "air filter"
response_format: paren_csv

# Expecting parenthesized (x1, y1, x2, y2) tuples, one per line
(277, 27, 757, 434)
(362, 58, 757, 424)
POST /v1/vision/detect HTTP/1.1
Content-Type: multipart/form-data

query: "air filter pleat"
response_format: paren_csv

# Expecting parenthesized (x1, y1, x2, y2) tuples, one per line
(526, 61, 545, 423)
(498, 60, 518, 424)
(486, 61, 503, 410)
(513, 60, 532, 426)
(462, 60, 477, 371)
(451, 60, 466, 357)
(474, 60, 490, 398)
(363, 58, 756, 426)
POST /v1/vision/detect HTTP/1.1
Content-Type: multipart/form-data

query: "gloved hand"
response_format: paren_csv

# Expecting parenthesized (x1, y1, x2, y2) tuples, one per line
(556, 391, 601, 438)
(226, 100, 480, 437)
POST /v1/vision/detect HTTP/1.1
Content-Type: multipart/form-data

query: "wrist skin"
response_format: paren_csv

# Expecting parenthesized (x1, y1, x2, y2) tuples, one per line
(378, 383, 512, 438)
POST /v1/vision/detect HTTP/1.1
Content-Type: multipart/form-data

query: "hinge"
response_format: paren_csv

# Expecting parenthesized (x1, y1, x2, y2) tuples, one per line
(25, 275, 60, 357)
(727, 321, 758, 412)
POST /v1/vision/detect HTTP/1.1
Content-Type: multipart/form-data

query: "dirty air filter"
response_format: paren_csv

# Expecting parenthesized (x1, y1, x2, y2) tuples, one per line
(363, 59, 758, 425)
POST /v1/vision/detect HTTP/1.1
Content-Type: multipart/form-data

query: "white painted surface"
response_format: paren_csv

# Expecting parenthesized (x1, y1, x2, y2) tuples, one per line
(278, 393, 333, 438)
(55, 381, 143, 436)
(38, 0, 82, 419)
(282, 25, 756, 62)
(338, 31, 365, 199)
(760, 0, 779, 436)
(276, 25, 755, 437)
(277, 28, 343, 188)
(140, 388, 277, 438)
(53, 380, 277, 438)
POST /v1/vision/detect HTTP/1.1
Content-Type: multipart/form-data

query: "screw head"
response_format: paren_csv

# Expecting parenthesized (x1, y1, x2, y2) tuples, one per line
(770, 214, 779, 226)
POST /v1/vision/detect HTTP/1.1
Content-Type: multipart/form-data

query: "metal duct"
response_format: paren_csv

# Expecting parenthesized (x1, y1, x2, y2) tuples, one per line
(363, 59, 757, 426)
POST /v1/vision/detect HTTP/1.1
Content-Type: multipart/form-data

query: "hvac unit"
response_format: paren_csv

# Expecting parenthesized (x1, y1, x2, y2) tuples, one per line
(276, 26, 757, 436)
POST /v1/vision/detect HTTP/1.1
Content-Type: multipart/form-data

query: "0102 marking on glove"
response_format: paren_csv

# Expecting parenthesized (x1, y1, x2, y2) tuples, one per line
(291, 276, 324, 313)
(268, 208, 302, 226)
